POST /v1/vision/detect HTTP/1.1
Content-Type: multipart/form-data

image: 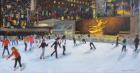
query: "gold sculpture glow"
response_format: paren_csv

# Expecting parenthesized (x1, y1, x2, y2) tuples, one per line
(88, 19, 107, 35)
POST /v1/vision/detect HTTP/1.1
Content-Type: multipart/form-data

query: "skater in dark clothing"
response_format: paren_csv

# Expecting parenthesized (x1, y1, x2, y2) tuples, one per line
(23, 37, 28, 51)
(62, 35, 66, 40)
(61, 38, 66, 55)
(122, 39, 127, 52)
(134, 35, 139, 52)
(2, 38, 10, 57)
(39, 39, 48, 59)
(82, 35, 87, 44)
(51, 39, 61, 58)
(88, 34, 90, 37)
(89, 37, 96, 50)
(90, 42, 96, 50)
(73, 36, 77, 46)
(7, 47, 22, 71)
(82, 37, 86, 44)
(48, 35, 51, 40)
(115, 36, 119, 47)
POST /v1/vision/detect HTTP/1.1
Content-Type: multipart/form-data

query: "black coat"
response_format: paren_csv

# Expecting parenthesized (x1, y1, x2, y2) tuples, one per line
(134, 38, 139, 45)
(39, 42, 48, 48)
(51, 41, 61, 49)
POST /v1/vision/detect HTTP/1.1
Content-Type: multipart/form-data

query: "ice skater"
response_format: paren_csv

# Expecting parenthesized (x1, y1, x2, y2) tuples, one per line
(82, 35, 86, 44)
(16, 37, 19, 45)
(134, 35, 139, 52)
(61, 36, 66, 55)
(11, 36, 16, 45)
(48, 34, 51, 40)
(78, 35, 82, 43)
(2, 37, 10, 57)
(39, 39, 48, 59)
(62, 35, 66, 41)
(115, 36, 119, 47)
(51, 38, 61, 58)
(73, 36, 77, 46)
(23, 37, 28, 51)
(29, 35, 34, 51)
(88, 36, 96, 50)
(121, 38, 127, 52)
(7, 47, 23, 71)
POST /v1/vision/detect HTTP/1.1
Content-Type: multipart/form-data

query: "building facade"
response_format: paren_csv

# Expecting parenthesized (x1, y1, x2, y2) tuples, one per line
(36, 0, 96, 20)
(130, 0, 140, 36)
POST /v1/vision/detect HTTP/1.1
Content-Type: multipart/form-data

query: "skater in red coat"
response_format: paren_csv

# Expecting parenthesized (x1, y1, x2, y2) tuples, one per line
(29, 36, 34, 51)
(2, 38, 10, 57)
(7, 47, 22, 70)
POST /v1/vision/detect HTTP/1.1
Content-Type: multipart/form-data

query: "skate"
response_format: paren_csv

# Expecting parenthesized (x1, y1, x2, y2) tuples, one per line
(13, 67, 19, 71)
(20, 63, 26, 71)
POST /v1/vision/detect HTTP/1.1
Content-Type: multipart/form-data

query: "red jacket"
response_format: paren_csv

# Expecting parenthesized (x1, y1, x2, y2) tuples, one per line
(8, 49, 20, 59)
(29, 36, 34, 43)
(2, 39, 10, 46)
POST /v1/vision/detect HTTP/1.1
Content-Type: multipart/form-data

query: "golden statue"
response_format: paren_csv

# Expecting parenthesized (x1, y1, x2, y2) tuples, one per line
(88, 19, 107, 35)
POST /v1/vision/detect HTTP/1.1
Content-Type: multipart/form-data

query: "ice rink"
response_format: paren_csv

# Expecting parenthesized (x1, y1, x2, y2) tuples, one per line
(0, 39, 140, 73)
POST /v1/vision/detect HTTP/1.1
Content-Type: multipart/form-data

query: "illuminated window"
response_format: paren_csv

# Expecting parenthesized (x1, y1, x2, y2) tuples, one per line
(61, 16, 64, 20)
(54, 1, 56, 3)
(107, 0, 112, 2)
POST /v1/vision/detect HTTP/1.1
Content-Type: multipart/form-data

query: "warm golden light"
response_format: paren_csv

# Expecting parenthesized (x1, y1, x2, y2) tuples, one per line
(21, 21, 26, 28)
(117, 9, 130, 15)
(88, 19, 107, 35)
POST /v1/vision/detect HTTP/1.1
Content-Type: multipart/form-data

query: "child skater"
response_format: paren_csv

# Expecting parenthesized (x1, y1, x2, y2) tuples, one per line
(7, 47, 23, 71)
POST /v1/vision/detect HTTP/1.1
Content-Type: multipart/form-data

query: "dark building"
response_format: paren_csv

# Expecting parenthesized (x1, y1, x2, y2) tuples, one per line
(36, 0, 96, 20)
(0, 0, 3, 27)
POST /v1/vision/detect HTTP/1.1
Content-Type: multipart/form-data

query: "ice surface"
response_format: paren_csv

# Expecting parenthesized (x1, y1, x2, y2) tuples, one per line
(0, 39, 140, 73)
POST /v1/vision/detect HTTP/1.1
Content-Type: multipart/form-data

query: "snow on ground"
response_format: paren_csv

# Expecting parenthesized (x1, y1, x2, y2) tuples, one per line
(0, 39, 140, 73)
